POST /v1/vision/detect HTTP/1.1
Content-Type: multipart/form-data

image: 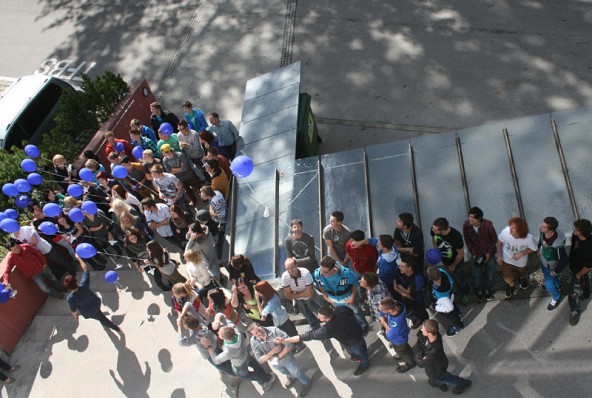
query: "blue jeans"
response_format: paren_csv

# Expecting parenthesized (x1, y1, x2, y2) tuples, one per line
(273, 354, 310, 385)
(31, 266, 62, 297)
(296, 298, 321, 329)
(208, 356, 235, 377)
(435, 371, 470, 388)
(233, 355, 272, 386)
(346, 339, 370, 369)
(471, 257, 495, 293)
(540, 263, 561, 301)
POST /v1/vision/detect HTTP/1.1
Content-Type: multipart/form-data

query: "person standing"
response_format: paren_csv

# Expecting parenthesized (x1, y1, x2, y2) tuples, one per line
(276, 305, 371, 376)
(413, 319, 472, 394)
(346, 230, 378, 276)
(376, 234, 400, 298)
(206, 112, 240, 160)
(431, 218, 470, 304)
(393, 212, 424, 274)
(0, 359, 20, 385)
(323, 211, 352, 266)
(281, 258, 321, 331)
(462, 207, 498, 301)
(161, 143, 201, 207)
(150, 102, 180, 135)
(177, 119, 205, 167)
(182, 101, 208, 133)
(567, 219, 592, 326)
(65, 256, 124, 336)
(379, 297, 416, 373)
(496, 217, 538, 299)
(199, 185, 227, 261)
(538, 217, 568, 311)
(285, 219, 319, 274)
(142, 198, 184, 250)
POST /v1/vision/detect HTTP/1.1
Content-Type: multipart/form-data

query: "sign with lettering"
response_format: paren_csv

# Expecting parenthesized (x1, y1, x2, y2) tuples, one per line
(34, 59, 97, 83)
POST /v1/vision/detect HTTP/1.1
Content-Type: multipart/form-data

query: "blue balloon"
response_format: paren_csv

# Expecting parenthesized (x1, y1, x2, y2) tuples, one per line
(27, 173, 43, 186)
(24, 144, 40, 158)
(76, 243, 97, 259)
(21, 159, 37, 173)
(0, 218, 20, 233)
(230, 155, 254, 178)
(39, 221, 57, 235)
(43, 203, 62, 217)
(15, 195, 31, 209)
(2, 183, 19, 197)
(132, 145, 144, 160)
(4, 209, 18, 220)
(159, 122, 173, 136)
(426, 248, 442, 265)
(114, 142, 125, 153)
(105, 271, 119, 284)
(0, 289, 10, 304)
(112, 165, 128, 179)
(81, 201, 98, 215)
(68, 208, 84, 223)
(79, 168, 94, 182)
(14, 179, 32, 193)
(0, 212, 7, 222)
(67, 184, 84, 197)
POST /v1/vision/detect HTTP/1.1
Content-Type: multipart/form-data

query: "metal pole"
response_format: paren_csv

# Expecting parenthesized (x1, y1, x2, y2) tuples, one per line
(551, 119, 579, 220)
(318, 156, 326, 258)
(456, 135, 471, 214)
(273, 169, 280, 276)
(409, 142, 421, 229)
(363, 151, 374, 237)
(503, 128, 525, 218)
(229, 176, 238, 259)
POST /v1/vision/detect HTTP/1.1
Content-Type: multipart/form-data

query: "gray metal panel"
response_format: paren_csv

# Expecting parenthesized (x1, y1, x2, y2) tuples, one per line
(233, 162, 277, 280)
(411, 132, 466, 249)
(365, 140, 415, 237)
(239, 127, 297, 167)
(277, 157, 322, 273)
(553, 107, 592, 219)
(321, 148, 369, 236)
(458, 122, 520, 231)
(505, 114, 572, 233)
(243, 61, 301, 101)
(242, 83, 300, 124)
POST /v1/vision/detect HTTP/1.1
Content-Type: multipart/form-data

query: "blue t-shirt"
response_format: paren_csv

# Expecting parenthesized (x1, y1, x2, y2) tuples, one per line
(383, 304, 409, 346)
(314, 265, 359, 300)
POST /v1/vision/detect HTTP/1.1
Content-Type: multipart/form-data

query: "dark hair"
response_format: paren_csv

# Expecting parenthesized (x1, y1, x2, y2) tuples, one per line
(83, 150, 97, 160)
(350, 230, 365, 242)
(178, 120, 188, 128)
(141, 198, 156, 208)
(290, 219, 303, 227)
(112, 184, 127, 199)
(64, 274, 78, 290)
(150, 102, 162, 111)
(125, 229, 146, 244)
(432, 217, 449, 230)
(231, 254, 253, 270)
(361, 272, 379, 288)
(398, 212, 413, 228)
(543, 216, 558, 231)
(423, 319, 439, 335)
(209, 112, 219, 119)
(182, 100, 192, 108)
(399, 254, 414, 267)
(379, 234, 393, 249)
(205, 159, 220, 171)
(189, 222, 204, 233)
(146, 240, 165, 265)
(208, 289, 227, 313)
(320, 255, 336, 270)
(183, 315, 200, 330)
(5, 239, 19, 250)
(574, 219, 592, 238)
(318, 305, 334, 318)
(330, 211, 344, 222)
(207, 147, 219, 156)
(380, 296, 399, 311)
(469, 207, 483, 220)
(199, 130, 216, 144)
(508, 217, 528, 239)
(119, 156, 130, 164)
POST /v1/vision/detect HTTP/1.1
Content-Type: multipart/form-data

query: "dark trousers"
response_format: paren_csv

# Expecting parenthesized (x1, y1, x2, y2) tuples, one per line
(0, 358, 11, 381)
(569, 273, 590, 313)
(221, 143, 237, 161)
(438, 305, 463, 331)
(87, 310, 119, 332)
(393, 342, 416, 367)
(181, 173, 202, 205)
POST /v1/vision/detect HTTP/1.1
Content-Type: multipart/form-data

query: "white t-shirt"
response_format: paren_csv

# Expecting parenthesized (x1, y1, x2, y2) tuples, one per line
(11, 225, 52, 254)
(144, 203, 173, 237)
(280, 267, 314, 300)
(498, 226, 538, 267)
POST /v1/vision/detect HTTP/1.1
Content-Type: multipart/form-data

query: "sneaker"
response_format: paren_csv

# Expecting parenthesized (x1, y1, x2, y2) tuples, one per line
(396, 363, 413, 373)
(299, 381, 312, 397)
(452, 380, 472, 394)
(428, 379, 448, 392)
(446, 326, 462, 336)
(461, 293, 470, 304)
(504, 287, 515, 299)
(547, 298, 560, 311)
(569, 312, 581, 326)
(484, 290, 494, 301)
(4, 377, 15, 384)
(353, 364, 369, 376)
(262, 373, 276, 391)
(284, 377, 297, 388)
(519, 279, 528, 290)
(476, 291, 485, 302)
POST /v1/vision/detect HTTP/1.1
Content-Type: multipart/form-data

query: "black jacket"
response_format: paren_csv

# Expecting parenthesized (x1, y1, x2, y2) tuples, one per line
(413, 331, 448, 380)
(300, 306, 364, 347)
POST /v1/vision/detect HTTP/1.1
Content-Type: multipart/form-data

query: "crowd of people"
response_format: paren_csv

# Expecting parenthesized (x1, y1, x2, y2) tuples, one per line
(1, 99, 590, 395)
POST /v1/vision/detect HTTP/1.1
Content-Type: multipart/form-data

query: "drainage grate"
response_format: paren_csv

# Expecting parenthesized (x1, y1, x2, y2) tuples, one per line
(280, 0, 297, 67)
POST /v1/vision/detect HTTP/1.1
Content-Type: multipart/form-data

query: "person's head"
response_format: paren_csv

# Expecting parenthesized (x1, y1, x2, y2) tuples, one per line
(204, 159, 220, 174)
(426, 266, 442, 282)
(150, 164, 165, 178)
(359, 272, 379, 290)
(44, 189, 56, 202)
(573, 219, 592, 240)
(329, 211, 344, 230)
(284, 257, 299, 277)
(125, 229, 145, 244)
(397, 212, 414, 229)
(120, 155, 132, 168)
(107, 151, 120, 164)
(160, 144, 173, 158)
(129, 128, 142, 141)
(349, 230, 365, 242)
(130, 118, 141, 128)
(142, 149, 155, 162)
(189, 222, 205, 235)
(56, 214, 69, 227)
(399, 255, 414, 275)
(199, 130, 216, 145)
(377, 234, 393, 251)
(208, 288, 227, 309)
(111, 197, 130, 214)
(290, 219, 303, 235)
(432, 217, 449, 235)
(508, 217, 528, 239)
(177, 120, 189, 134)
(104, 130, 115, 144)
(172, 282, 192, 298)
(182, 101, 193, 113)
(183, 249, 203, 264)
(52, 154, 66, 168)
(141, 198, 157, 212)
(218, 326, 236, 342)
(236, 279, 254, 296)
(95, 171, 108, 185)
(195, 209, 211, 224)
(169, 204, 185, 220)
(111, 185, 128, 201)
(317, 305, 334, 322)
(468, 207, 484, 226)
(206, 147, 219, 160)
(120, 212, 136, 230)
(64, 274, 79, 291)
(82, 150, 97, 161)
(254, 281, 277, 302)
(30, 201, 45, 219)
(199, 185, 215, 201)
(379, 296, 400, 315)
(246, 322, 267, 340)
(6, 239, 21, 254)
(146, 240, 164, 259)
(85, 159, 100, 172)
(63, 196, 79, 209)
(150, 101, 162, 116)
(421, 319, 439, 338)
(208, 112, 220, 125)
(183, 315, 201, 331)
(541, 217, 558, 233)
(319, 256, 337, 277)
(230, 254, 252, 271)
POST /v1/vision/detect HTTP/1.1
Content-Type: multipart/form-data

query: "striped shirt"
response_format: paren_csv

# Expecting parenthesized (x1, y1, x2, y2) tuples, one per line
(280, 268, 314, 299)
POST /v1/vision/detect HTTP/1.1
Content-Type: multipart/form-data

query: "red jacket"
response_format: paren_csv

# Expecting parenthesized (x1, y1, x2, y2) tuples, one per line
(346, 241, 378, 274)
(3, 244, 46, 282)
(105, 138, 135, 160)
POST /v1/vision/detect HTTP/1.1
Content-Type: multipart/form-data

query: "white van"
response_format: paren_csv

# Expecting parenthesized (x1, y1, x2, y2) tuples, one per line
(0, 75, 73, 150)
